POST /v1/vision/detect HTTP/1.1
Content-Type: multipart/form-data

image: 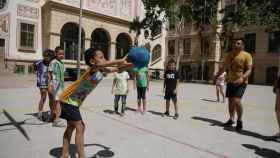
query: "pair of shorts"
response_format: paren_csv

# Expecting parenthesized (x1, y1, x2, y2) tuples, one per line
(114, 95, 127, 104)
(137, 87, 146, 99)
(164, 90, 177, 101)
(60, 102, 82, 121)
(226, 83, 247, 98)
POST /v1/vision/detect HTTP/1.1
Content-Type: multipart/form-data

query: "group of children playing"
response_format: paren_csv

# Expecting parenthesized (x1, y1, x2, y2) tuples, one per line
(35, 47, 180, 157)
(34, 46, 65, 127)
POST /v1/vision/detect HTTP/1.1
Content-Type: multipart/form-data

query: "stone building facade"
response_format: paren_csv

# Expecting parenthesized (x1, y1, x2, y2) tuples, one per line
(0, 0, 167, 77)
(165, 0, 280, 85)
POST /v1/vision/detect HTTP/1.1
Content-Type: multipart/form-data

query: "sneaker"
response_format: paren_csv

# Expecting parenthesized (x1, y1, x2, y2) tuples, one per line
(120, 112, 125, 117)
(52, 119, 65, 127)
(164, 111, 170, 116)
(235, 120, 243, 131)
(223, 119, 234, 127)
(173, 113, 179, 119)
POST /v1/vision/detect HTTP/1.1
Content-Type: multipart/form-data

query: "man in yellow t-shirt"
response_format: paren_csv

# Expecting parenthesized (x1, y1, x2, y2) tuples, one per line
(214, 38, 253, 131)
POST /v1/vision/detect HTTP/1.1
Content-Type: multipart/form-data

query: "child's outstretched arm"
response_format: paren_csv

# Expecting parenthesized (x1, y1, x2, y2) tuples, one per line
(102, 63, 133, 73)
(95, 55, 129, 68)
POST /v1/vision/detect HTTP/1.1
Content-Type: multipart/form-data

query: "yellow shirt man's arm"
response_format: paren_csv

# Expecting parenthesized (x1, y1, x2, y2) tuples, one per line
(242, 53, 253, 79)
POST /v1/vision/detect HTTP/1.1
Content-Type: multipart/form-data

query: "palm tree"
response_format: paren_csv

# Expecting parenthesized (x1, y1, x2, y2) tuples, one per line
(129, 16, 144, 46)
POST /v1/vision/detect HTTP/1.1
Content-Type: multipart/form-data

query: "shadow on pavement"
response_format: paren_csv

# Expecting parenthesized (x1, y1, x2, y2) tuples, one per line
(192, 116, 278, 142)
(1, 109, 30, 141)
(148, 110, 164, 117)
(242, 144, 280, 158)
(125, 107, 136, 112)
(201, 98, 218, 103)
(49, 143, 114, 158)
(25, 111, 52, 123)
(103, 109, 115, 115)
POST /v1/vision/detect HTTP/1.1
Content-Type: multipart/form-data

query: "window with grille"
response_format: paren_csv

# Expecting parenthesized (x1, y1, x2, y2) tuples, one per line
(168, 40, 175, 55)
(20, 23, 35, 49)
(0, 0, 6, 10)
(269, 31, 280, 53)
(152, 44, 161, 62)
(244, 33, 256, 54)
(183, 38, 191, 54)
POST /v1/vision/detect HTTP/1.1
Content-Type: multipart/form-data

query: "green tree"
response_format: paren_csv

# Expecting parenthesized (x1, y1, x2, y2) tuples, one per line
(140, 0, 280, 80)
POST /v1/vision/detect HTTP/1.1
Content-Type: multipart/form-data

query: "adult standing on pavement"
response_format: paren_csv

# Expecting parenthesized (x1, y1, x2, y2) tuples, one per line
(214, 38, 253, 131)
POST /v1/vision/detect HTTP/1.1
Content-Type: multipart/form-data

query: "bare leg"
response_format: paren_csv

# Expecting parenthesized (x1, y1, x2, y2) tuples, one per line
(143, 99, 147, 112)
(165, 100, 170, 113)
(62, 122, 75, 158)
(173, 99, 178, 115)
(48, 91, 54, 121)
(54, 101, 61, 121)
(228, 97, 236, 121)
(216, 86, 220, 102)
(219, 85, 225, 103)
(137, 99, 141, 112)
(38, 89, 47, 115)
(234, 97, 243, 121)
(74, 121, 85, 158)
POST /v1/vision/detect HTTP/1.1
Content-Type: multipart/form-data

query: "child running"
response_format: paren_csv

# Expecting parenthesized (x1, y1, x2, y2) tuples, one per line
(111, 70, 130, 116)
(59, 48, 133, 158)
(48, 46, 65, 127)
(34, 49, 55, 120)
(163, 59, 180, 119)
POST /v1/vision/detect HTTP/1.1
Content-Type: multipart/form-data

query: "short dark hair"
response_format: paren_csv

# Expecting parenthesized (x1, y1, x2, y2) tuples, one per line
(234, 38, 245, 45)
(43, 49, 55, 59)
(167, 59, 176, 65)
(84, 48, 99, 66)
(55, 46, 64, 54)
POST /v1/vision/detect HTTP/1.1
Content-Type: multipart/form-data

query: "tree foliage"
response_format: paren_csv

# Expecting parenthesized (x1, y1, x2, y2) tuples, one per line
(137, 0, 280, 36)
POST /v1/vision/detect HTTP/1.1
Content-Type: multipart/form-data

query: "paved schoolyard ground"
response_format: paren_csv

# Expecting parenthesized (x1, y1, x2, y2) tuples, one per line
(0, 74, 279, 158)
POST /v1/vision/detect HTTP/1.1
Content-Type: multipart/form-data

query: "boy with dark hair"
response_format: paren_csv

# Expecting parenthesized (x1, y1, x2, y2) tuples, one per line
(59, 48, 133, 158)
(48, 46, 65, 127)
(34, 49, 55, 120)
(163, 59, 180, 119)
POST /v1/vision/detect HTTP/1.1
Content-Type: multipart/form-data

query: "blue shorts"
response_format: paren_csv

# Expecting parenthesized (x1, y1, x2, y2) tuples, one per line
(60, 102, 82, 121)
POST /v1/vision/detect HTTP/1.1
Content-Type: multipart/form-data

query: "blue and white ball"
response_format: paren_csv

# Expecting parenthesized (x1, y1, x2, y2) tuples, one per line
(127, 47, 150, 68)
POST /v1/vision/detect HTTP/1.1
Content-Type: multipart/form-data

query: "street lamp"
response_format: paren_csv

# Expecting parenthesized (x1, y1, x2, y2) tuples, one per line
(77, 0, 83, 79)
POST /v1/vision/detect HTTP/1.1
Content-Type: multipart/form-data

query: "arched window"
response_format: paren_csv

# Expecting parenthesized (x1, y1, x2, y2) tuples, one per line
(116, 33, 132, 59)
(60, 23, 85, 60)
(152, 44, 161, 62)
(91, 28, 110, 60)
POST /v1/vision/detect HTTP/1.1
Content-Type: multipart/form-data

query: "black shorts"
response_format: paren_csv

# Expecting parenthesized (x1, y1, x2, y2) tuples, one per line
(226, 83, 247, 98)
(137, 87, 147, 99)
(60, 102, 82, 121)
(164, 90, 177, 101)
